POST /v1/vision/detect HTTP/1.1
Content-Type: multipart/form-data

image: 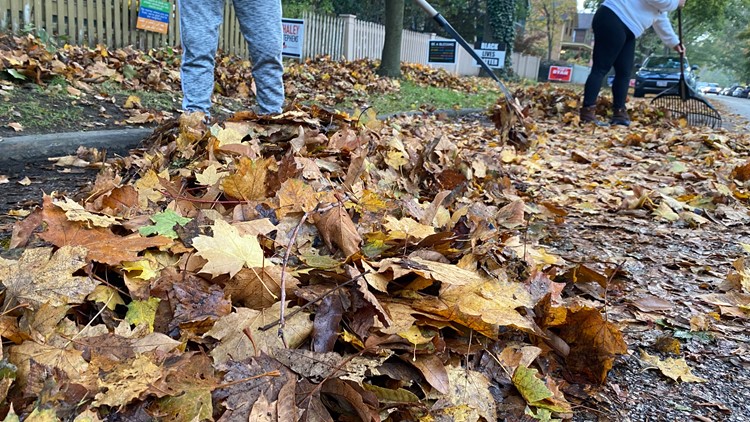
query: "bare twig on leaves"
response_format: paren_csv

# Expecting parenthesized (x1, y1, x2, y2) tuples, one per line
(274, 197, 350, 343)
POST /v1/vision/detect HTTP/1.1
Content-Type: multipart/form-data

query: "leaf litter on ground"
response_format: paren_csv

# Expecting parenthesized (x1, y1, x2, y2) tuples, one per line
(1, 35, 750, 422)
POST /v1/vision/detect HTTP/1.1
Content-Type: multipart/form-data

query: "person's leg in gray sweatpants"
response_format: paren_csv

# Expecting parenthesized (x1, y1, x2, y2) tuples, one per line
(233, 0, 285, 114)
(178, 0, 223, 114)
(178, 0, 285, 115)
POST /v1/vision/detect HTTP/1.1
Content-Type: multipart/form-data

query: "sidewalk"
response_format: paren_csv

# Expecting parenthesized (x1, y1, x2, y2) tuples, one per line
(0, 129, 154, 165)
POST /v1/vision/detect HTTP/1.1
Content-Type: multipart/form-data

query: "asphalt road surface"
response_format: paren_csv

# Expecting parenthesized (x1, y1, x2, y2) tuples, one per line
(703, 94, 750, 132)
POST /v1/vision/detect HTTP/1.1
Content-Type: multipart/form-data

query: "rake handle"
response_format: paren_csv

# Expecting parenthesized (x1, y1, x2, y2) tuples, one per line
(412, 0, 514, 100)
(677, 9, 686, 100)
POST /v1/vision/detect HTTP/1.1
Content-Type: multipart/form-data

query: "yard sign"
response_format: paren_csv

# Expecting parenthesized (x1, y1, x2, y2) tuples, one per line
(136, 0, 171, 34)
(282, 19, 305, 59)
(428, 40, 457, 64)
(548, 66, 573, 82)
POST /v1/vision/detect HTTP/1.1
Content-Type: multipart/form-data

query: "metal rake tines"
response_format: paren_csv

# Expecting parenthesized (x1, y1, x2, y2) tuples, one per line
(652, 97, 722, 129)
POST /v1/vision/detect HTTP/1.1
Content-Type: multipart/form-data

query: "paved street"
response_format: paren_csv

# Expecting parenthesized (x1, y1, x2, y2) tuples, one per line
(704, 94, 750, 132)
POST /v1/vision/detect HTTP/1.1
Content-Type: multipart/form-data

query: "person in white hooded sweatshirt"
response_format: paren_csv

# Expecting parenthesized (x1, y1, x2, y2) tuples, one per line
(580, 0, 686, 126)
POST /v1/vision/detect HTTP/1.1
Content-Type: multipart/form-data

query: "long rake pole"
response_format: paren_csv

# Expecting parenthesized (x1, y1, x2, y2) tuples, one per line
(412, 0, 515, 102)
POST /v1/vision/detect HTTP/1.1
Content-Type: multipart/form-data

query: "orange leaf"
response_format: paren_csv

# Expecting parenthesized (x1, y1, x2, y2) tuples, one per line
(39, 196, 170, 265)
(222, 157, 270, 201)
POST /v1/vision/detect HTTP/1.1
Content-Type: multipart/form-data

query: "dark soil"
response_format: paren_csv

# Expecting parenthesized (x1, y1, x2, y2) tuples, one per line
(0, 83, 156, 138)
(0, 81, 249, 138)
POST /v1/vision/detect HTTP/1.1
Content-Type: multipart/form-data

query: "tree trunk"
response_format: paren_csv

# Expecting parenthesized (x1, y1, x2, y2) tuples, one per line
(378, 0, 405, 78)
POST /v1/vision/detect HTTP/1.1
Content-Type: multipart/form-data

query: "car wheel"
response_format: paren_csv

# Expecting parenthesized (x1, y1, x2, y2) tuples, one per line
(634, 89, 645, 98)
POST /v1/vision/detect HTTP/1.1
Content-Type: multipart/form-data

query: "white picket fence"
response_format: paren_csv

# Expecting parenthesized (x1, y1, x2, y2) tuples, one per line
(301, 12, 542, 80)
(0, 2, 543, 80)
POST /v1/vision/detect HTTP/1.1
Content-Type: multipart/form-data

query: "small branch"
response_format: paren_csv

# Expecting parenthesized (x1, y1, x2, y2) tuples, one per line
(260, 271, 368, 332)
(243, 327, 260, 357)
(274, 197, 348, 343)
(603, 260, 626, 322)
(277, 208, 312, 346)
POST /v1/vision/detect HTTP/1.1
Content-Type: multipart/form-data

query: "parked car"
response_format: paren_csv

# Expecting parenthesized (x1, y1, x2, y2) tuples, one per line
(634, 55, 698, 97)
(701, 83, 721, 94)
(722, 84, 740, 95)
(731, 86, 747, 97)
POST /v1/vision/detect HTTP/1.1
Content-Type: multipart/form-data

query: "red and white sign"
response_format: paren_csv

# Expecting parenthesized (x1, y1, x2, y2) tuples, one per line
(548, 66, 573, 82)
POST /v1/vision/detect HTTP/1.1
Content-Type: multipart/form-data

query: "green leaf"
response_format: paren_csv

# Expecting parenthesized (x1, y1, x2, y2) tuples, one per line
(512, 366, 552, 404)
(122, 64, 137, 80)
(139, 210, 191, 239)
(6, 69, 27, 80)
(125, 297, 161, 332)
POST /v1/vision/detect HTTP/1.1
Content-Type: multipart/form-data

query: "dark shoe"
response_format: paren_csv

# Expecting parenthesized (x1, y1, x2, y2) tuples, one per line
(579, 106, 609, 127)
(610, 108, 631, 126)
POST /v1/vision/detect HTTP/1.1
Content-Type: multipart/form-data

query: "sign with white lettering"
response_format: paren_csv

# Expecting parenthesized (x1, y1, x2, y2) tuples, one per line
(548, 65, 573, 82)
(428, 40, 457, 64)
(282, 18, 305, 59)
(136, 0, 170, 34)
(472, 42, 505, 69)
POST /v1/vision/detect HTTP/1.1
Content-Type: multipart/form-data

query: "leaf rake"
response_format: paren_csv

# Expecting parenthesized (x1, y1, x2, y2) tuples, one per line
(651, 9, 721, 129)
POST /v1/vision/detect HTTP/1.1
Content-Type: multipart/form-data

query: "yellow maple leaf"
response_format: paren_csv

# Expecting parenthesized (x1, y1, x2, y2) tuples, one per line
(276, 178, 318, 219)
(195, 163, 229, 186)
(134, 169, 167, 208)
(384, 216, 436, 241)
(192, 219, 265, 277)
(640, 350, 707, 383)
(87, 285, 126, 311)
(125, 297, 161, 332)
(414, 277, 535, 337)
(53, 197, 118, 227)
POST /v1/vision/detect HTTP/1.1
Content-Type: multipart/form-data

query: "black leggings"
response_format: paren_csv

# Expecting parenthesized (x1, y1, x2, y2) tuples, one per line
(583, 6, 636, 109)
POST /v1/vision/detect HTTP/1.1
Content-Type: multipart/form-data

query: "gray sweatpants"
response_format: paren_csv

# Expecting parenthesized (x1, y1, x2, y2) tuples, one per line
(178, 0, 285, 114)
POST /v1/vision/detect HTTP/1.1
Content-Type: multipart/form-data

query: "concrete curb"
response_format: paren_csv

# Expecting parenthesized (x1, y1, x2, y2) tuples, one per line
(0, 108, 490, 164)
(0, 128, 154, 164)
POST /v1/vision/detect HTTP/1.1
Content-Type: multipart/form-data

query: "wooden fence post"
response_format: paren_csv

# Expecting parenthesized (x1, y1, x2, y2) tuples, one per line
(339, 14, 355, 60)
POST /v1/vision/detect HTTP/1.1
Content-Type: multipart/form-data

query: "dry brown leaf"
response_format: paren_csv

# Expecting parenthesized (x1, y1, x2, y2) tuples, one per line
(0, 246, 96, 309)
(205, 303, 313, 364)
(410, 355, 450, 394)
(93, 355, 162, 407)
(9, 340, 89, 388)
(555, 307, 628, 384)
(432, 366, 496, 422)
(320, 379, 379, 422)
(312, 204, 362, 257)
(225, 265, 298, 309)
(496, 199, 526, 229)
(222, 157, 270, 201)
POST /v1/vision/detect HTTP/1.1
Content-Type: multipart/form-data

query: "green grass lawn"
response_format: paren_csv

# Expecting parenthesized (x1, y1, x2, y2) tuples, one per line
(363, 80, 501, 115)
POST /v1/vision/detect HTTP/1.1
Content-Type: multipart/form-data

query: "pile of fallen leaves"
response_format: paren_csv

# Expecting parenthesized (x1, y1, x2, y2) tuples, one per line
(0, 104, 636, 420)
(400, 62, 479, 92)
(0, 33, 482, 110)
(514, 84, 667, 126)
(283, 56, 400, 106)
